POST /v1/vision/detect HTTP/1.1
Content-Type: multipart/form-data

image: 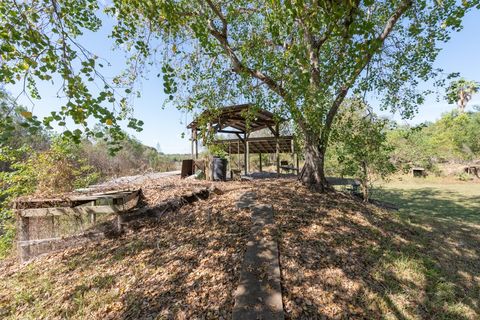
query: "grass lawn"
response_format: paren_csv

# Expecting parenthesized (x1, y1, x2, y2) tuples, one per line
(370, 177, 480, 319)
(374, 176, 480, 223)
(256, 178, 480, 319)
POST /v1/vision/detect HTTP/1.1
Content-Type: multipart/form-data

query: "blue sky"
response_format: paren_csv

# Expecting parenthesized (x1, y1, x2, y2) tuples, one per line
(6, 9, 480, 154)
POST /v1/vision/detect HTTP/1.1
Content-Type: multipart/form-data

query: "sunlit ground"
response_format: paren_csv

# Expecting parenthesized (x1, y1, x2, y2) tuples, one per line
(370, 176, 480, 319)
(374, 176, 480, 223)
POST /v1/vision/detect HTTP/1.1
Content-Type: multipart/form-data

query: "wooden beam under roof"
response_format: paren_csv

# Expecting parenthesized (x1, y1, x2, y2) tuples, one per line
(218, 129, 245, 134)
(212, 136, 295, 154)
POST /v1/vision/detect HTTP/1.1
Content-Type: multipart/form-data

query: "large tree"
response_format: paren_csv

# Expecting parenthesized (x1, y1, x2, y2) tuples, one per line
(1, 0, 478, 190)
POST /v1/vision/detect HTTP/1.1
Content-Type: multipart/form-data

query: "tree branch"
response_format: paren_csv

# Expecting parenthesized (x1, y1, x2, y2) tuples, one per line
(323, 0, 413, 143)
(204, 0, 227, 35)
(200, 1, 309, 130)
(202, 3, 286, 99)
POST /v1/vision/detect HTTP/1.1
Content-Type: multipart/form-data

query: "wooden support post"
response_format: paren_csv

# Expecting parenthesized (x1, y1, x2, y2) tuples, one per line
(89, 199, 96, 225)
(259, 153, 262, 172)
(228, 144, 232, 179)
(275, 123, 280, 176)
(51, 216, 56, 238)
(191, 128, 195, 160)
(117, 214, 124, 233)
(195, 134, 199, 160)
(291, 139, 296, 175)
(90, 213, 96, 225)
(237, 140, 240, 169)
(246, 140, 250, 175)
(242, 142, 247, 175)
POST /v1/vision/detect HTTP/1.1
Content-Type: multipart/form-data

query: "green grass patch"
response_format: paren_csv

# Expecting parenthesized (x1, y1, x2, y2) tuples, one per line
(370, 178, 480, 319)
(374, 178, 480, 223)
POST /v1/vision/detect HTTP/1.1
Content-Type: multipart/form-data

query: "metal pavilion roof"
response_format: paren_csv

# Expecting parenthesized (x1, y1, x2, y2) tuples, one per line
(187, 104, 285, 134)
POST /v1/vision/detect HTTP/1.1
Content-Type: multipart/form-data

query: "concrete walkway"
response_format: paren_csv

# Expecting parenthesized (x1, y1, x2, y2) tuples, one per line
(92, 170, 180, 188)
(236, 191, 257, 209)
(76, 170, 181, 192)
(233, 193, 284, 320)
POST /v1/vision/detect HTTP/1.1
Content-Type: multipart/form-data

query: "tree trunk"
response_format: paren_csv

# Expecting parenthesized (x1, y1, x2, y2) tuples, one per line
(458, 90, 467, 112)
(361, 160, 369, 202)
(301, 137, 330, 191)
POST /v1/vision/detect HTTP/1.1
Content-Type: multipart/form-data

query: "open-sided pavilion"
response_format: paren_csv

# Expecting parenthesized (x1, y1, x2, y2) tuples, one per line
(187, 104, 299, 175)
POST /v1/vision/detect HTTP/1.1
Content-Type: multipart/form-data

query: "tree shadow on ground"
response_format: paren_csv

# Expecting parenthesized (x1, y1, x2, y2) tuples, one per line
(372, 187, 480, 223)
(255, 180, 480, 320)
(89, 197, 251, 319)
(3, 180, 479, 319)
(0, 188, 253, 320)
(117, 207, 251, 319)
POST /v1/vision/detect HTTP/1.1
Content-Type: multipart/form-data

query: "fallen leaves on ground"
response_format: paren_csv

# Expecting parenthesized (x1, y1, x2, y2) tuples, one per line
(0, 184, 252, 319)
(255, 179, 480, 320)
(2, 177, 479, 320)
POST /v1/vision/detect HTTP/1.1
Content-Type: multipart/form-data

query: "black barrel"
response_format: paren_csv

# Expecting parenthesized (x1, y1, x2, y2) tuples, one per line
(212, 157, 228, 181)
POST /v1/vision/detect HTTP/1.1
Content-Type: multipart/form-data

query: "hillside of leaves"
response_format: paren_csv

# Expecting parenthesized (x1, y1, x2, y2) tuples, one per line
(1, 179, 478, 319)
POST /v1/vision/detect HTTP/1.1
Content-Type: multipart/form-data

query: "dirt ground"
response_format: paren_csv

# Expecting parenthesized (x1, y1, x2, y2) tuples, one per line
(256, 179, 479, 319)
(1, 177, 479, 319)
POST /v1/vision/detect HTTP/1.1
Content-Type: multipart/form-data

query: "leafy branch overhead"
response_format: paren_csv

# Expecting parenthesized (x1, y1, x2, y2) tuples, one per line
(0, 0, 143, 151)
(105, 0, 478, 187)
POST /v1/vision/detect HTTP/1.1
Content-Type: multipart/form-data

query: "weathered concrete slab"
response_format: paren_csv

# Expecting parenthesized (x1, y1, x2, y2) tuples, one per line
(78, 170, 181, 192)
(236, 191, 257, 209)
(233, 204, 284, 320)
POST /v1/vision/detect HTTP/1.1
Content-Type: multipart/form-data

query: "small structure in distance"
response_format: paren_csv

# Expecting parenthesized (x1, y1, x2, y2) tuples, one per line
(187, 104, 299, 176)
(412, 167, 426, 178)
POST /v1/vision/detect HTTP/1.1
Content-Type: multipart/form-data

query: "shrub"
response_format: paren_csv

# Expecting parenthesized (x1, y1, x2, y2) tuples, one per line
(457, 172, 473, 181)
(0, 139, 99, 258)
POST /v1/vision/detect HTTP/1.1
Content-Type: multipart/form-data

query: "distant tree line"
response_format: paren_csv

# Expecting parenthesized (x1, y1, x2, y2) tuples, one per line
(323, 98, 480, 200)
(387, 110, 480, 171)
(326, 108, 480, 179)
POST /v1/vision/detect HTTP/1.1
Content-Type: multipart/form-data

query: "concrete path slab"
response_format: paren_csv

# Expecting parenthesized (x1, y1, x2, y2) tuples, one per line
(78, 170, 181, 192)
(236, 191, 257, 209)
(232, 203, 284, 320)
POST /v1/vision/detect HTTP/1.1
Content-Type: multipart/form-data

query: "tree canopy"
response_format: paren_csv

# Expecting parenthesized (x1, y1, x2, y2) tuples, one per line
(2, 0, 479, 188)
